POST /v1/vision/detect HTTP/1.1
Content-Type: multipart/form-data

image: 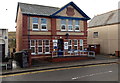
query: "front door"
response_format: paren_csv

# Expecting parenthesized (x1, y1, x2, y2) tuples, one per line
(57, 39, 64, 56)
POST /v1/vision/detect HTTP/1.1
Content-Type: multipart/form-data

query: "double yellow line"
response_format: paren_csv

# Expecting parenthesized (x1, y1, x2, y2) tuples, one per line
(0, 63, 115, 78)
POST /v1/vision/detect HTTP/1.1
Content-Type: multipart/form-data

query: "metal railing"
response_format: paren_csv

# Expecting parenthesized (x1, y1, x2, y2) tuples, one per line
(52, 50, 95, 58)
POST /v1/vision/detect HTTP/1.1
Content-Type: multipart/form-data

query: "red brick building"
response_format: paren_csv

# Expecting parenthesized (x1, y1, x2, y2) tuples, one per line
(16, 2, 91, 63)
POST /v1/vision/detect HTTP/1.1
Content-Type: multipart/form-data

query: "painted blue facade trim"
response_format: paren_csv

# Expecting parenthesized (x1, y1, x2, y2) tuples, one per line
(51, 16, 89, 20)
(23, 13, 89, 20)
(51, 2, 90, 20)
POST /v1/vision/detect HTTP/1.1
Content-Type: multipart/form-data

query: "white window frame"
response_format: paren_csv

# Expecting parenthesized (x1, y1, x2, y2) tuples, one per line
(75, 20, 80, 31)
(68, 20, 73, 31)
(80, 39, 84, 50)
(68, 40, 72, 52)
(37, 40, 43, 54)
(61, 19, 66, 31)
(74, 39, 78, 51)
(32, 18, 39, 31)
(44, 40, 50, 54)
(93, 32, 98, 38)
(41, 18, 47, 31)
(30, 40, 36, 55)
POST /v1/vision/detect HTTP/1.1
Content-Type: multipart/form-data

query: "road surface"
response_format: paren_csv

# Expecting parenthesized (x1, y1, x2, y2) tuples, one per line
(2, 63, 118, 81)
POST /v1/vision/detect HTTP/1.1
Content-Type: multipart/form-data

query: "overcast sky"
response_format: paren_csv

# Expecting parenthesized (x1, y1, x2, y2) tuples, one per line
(0, 0, 119, 31)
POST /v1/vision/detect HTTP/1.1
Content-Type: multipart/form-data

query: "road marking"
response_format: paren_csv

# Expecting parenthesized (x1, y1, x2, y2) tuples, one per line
(72, 71, 113, 80)
(1, 63, 115, 78)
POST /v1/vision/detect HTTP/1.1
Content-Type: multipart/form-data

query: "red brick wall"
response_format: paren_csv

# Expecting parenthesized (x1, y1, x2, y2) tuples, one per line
(16, 7, 23, 52)
(51, 18, 56, 35)
(22, 15, 29, 50)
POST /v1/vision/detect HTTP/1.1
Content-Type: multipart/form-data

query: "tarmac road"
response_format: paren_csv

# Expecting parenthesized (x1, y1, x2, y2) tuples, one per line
(2, 63, 118, 81)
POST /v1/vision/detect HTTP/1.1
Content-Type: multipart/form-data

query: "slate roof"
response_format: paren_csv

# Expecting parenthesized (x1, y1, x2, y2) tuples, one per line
(88, 9, 120, 28)
(16, 2, 90, 22)
(18, 2, 60, 16)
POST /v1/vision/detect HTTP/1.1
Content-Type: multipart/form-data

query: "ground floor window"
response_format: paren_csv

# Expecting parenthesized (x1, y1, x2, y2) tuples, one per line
(44, 40, 50, 53)
(80, 39, 84, 50)
(30, 40, 36, 55)
(37, 40, 43, 54)
(67, 39, 84, 53)
(30, 39, 50, 55)
(68, 40, 72, 52)
(74, 40, 78, 51)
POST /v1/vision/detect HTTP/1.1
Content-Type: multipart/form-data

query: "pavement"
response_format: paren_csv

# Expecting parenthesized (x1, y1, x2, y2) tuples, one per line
(2, 54, 119, 75)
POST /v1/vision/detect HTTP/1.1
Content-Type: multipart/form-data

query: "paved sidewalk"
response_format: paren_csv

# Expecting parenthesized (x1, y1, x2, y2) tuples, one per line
(2, 55, 119, 75)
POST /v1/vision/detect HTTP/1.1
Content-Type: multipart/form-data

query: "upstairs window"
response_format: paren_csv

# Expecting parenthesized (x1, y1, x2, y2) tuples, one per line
(75, 20, 80, 31)
(93, 32, 98, 38)
(68, 20, 73, 31)
(41, 18, 47, 31)
(32, 17, 39, 30)
(61, 19, 66, 31)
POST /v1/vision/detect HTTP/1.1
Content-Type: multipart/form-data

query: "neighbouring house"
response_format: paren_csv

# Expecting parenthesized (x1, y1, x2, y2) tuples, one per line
(16, 1, 92, 64)
(8, 32, 16, 58)
(0, 29, 8, 61)
(88, 9, 120, 55)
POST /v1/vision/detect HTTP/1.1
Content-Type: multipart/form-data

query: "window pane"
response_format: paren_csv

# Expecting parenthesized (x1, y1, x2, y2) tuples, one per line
(75, 26, 79, 30)
(31, 47, 35, 53)
(33, 17, 38, 23)
(33, 24, 38, 29)
(31, 40, 35, 46)
(68, 40, 72, 45)
(80, 46, 83, 50)
(61, 19, 66, 24)
(68, 46, 72, 51)
(42, 25, 46, 29)
(93, 32, 98, 38)
(68, 26, 73, 30)
(80, 39, 83, 46)
(68, 20, 73, 25)
(41, 18, 47, 24)
(46, 47, 49, 52)
(74, 40, 77, 45)
(61, 25, 66, 30)
(75, 20, 79, 25)
(38, 47, 42, 52)
(45, 40, 49, 45)
(38, 40, 42, 45)
(74, 46, 77, 50)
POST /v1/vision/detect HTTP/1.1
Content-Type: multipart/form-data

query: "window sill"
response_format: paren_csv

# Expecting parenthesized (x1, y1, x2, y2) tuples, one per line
(41, 29, 48, 31)
(45, 52, 51, 54)
(68, 30, 74, 31)
(31, 53, 36, 55)
(32, 29, 39, 31)
(75, 30, 80, 32)
(61, 30, 67, 31)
